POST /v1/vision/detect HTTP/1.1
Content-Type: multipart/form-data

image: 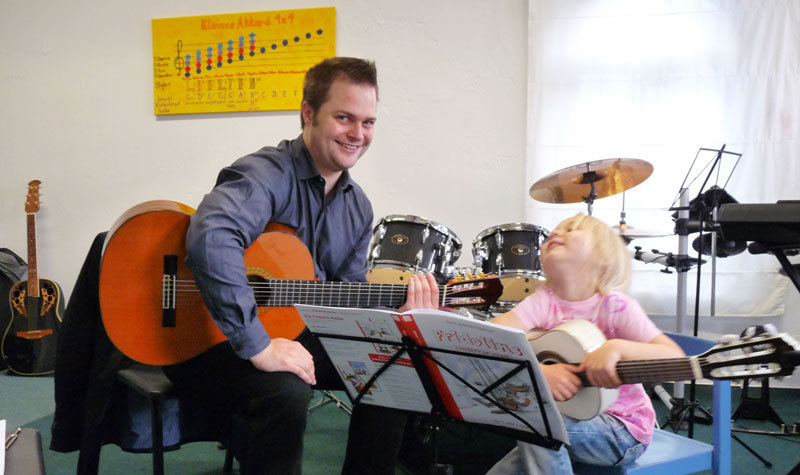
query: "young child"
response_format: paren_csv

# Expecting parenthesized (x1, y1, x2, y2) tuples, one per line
(488, 213, 685, 475)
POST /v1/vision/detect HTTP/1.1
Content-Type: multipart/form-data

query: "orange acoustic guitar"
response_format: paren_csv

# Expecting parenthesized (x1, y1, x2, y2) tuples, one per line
(99, 201, 503, 366)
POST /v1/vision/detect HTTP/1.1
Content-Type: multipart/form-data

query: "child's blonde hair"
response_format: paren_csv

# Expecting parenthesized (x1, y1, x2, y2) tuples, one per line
(548, 213, 631, 294)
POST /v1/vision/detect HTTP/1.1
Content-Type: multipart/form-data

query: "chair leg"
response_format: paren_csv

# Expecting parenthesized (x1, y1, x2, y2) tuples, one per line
(151, 399, 165, 475)
(223, 444, 234, 473)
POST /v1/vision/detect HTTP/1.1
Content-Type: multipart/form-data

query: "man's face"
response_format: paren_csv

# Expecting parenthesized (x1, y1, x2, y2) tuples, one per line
(302, 77, 377, 181)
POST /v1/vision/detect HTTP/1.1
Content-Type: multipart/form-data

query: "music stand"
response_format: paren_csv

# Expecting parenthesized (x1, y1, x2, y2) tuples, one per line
(295, 304, 568, 473)
(663, 146, 740, 429)
(326, 332, 562, 447)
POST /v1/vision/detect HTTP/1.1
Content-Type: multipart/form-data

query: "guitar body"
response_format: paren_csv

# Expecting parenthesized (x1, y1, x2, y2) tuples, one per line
(528, 319, 620, 420)
(2, 278, 64, 375)
(99, 201, 315, 366)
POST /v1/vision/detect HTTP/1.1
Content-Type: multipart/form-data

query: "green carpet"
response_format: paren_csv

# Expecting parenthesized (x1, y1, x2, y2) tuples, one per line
(3, 371, 800, 474)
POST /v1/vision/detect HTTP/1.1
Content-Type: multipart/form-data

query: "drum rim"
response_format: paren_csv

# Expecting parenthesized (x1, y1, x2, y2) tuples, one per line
(473, 222, 550, 242)
(495, 270, 546, 279)
(368, 261, 436, 273)
(375, 214, 462, 247)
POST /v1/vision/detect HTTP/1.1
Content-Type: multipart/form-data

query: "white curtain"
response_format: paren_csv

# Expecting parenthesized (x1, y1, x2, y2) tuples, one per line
(526, 0, 800, 318)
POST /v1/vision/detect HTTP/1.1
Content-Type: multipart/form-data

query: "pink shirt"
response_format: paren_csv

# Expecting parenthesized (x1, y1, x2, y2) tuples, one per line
(512, 286, 662, 444)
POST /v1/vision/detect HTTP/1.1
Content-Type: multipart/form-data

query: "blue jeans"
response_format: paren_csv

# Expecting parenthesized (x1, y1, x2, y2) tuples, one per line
(487, 413, 647, 475)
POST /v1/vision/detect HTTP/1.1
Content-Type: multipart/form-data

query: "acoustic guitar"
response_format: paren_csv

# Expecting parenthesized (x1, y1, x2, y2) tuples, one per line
(1, 180, 64, 375)
(99, 200, 503, 366)
(529, 319, 800, 420)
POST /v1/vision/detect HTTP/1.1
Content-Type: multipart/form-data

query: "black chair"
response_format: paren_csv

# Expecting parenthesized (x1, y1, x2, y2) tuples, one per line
(117, 363, 234, 475)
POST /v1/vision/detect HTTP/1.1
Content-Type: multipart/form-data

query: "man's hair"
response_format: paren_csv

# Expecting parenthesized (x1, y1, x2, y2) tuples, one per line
(300, 57, 378, 128)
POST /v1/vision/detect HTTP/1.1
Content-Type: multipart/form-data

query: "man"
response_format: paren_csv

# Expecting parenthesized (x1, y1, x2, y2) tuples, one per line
(163, 57, 438, 474)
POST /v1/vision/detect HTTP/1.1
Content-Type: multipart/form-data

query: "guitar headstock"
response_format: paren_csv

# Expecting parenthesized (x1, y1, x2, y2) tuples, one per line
(444, 274, 503, 309)
(700, 333, 800, 380)
(26, 180, 42, 214)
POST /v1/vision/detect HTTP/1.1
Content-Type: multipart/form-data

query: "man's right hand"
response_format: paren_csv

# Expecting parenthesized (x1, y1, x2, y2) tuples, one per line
(249, 338, 316, 385)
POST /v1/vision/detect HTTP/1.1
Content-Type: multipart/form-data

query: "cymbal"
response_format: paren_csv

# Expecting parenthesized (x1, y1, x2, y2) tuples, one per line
(529, 158, 653, 204)
(612, 224, 672, 240)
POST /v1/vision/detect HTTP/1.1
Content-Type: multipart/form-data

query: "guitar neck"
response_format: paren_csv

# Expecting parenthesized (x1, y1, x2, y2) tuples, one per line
(26, 212, 39, 297)
(616, 358, 698, 385)
(260, 280, 446, 309)
(575, 357, 700, 387)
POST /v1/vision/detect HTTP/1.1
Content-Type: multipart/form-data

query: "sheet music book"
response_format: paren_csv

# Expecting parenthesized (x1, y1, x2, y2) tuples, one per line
(295, 304, 568, 445)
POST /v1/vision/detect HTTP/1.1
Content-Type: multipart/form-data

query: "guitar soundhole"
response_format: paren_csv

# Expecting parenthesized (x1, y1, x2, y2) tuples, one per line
(41, 282, 57, 314)
(247, 275, 272, 306)
(10, 285, 26, 315)
(537, 351, 566, 365)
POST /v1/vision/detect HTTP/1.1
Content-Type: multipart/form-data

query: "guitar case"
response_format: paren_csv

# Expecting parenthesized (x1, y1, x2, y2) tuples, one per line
(0, 248, 28, 370)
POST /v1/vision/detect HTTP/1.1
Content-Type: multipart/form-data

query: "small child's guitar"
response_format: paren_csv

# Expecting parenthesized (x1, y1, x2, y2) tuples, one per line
(528, 319, 800, 419)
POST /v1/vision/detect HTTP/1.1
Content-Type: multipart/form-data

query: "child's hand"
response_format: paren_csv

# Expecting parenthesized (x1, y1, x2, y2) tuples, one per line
(583, 340, 623, 388)
(541, 363, 582, 401)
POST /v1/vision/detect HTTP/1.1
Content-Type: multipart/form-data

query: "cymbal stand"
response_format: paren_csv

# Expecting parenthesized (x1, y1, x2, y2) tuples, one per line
(579, 168, 601, 216)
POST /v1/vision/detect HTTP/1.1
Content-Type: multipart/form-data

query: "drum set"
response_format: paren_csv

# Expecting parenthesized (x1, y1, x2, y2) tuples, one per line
(366, 158, 663, 318)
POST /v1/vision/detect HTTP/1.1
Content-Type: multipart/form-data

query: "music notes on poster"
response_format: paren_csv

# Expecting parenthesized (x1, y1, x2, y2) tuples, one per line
(152, 8, 336, 115)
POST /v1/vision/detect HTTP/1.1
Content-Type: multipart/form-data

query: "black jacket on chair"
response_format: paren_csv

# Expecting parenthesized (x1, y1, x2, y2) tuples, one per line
(50, 232, 217, 474)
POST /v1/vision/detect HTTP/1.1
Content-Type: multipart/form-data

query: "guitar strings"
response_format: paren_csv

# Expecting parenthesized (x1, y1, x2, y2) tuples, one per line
(167, 279, 475, 306)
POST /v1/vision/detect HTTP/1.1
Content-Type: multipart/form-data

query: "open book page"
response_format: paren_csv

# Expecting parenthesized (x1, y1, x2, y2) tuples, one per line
(296, 304, 567, 444)
(398, 309, 567, 444)
(295, 305, 432, 413)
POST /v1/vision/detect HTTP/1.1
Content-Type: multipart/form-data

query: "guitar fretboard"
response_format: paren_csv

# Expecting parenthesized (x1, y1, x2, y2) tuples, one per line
(26, 213, 39, 297)
(617, 358, 697, 384)
(251, 280, 447, 308)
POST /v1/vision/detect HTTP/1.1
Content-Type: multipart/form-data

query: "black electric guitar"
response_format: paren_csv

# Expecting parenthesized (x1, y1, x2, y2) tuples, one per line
(1, 180, 64, 375)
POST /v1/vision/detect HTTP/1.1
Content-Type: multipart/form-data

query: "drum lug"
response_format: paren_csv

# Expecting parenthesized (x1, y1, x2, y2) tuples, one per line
(495, 232, 503, 248)
(421, 225, 430, 243)
(376, 223, 387, 240)
(370, 244, 382, 261)
(495, 254, 504, 273)
(473, 241, 487, 267)
(415, 249, 424, 268)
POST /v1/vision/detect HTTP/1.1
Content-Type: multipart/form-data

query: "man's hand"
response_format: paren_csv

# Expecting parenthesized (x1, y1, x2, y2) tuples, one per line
(249, 338, 316, 385)
(398, 272, 440, 312)
(541, 363, 583, 401)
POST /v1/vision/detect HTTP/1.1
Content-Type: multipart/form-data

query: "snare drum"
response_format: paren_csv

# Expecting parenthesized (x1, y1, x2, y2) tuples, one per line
(367, 215, 462, 284)
(472, 223, 549, 302)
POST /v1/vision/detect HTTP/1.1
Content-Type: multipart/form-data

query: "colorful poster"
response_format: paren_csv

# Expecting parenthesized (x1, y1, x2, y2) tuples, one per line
(152, 7, 336, 115)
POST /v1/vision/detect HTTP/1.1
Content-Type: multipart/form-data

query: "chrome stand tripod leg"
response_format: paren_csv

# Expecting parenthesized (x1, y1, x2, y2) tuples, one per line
(308, 390, 353, 416)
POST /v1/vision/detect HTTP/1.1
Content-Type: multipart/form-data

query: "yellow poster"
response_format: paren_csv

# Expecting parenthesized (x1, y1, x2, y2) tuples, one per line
(152, 7, 336, 115)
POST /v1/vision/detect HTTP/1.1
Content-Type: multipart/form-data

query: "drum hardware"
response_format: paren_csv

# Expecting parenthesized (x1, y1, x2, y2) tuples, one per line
(367, 215, 462, 285)
(473, 223, 548, 303)
(529, 158, 653, 216)
(632, 246, 705, 274)
(611, 191, 672, 243)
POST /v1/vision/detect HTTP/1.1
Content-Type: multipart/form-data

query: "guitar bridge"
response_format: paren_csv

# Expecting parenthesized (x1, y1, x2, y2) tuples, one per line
(162, 255, 177, 327)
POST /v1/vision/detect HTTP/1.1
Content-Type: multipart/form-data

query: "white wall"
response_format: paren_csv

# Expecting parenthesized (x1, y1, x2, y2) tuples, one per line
(0, 0, 529, 300)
